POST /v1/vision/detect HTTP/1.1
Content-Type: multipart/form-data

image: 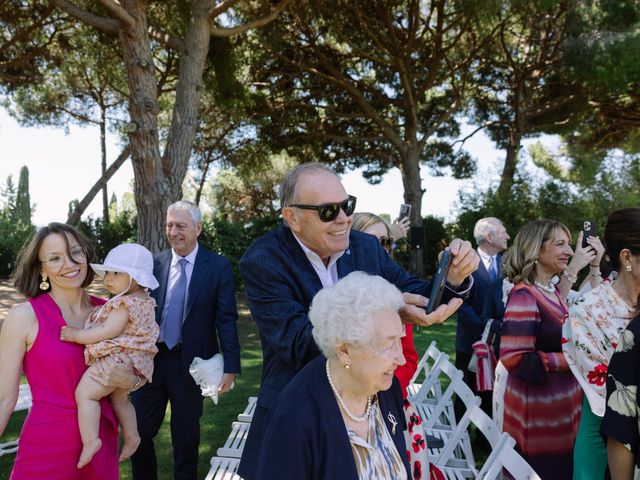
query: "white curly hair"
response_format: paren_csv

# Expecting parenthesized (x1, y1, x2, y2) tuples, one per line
(310, 271, 405, 359)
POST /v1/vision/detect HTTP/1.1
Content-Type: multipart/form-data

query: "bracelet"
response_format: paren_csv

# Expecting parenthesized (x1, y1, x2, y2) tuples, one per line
(132, 374, 142, 391)
(563, 270, 578, 284)
(589, 264, 600, 268)
(589, 270, 601, 279)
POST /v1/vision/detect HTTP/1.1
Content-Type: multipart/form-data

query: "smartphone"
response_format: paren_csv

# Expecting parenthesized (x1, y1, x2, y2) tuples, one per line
(399, 203, 412, 221)
(582, 220, 598, 249)
(426, 249, 452, 314)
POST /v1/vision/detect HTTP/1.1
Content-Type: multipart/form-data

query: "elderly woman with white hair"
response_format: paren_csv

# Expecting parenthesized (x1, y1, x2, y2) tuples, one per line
(255, 271, 415, 479)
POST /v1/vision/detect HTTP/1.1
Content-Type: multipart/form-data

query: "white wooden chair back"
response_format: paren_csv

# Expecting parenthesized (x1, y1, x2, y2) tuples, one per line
(477, 435, 542, 480)
(408, 341, 448, 401)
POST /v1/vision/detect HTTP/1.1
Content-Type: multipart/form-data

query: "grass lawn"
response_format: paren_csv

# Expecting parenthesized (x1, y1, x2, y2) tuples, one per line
(0, 296, 458, 479)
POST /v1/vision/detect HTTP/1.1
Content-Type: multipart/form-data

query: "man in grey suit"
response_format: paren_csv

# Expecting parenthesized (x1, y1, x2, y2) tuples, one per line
(131, 201, 240, 480)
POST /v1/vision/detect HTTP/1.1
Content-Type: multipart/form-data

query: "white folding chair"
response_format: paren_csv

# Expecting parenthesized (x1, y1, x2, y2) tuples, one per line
(237, 396, 257, 423)
(434, 403, 506, 478)
(407, 341, 446, 399)
(412, 357, 463, 433)
(0, 384, 33, 457)
(477, 434, 542, 480)
(204, 456, 241, 480)
(217, 421, 250, 458)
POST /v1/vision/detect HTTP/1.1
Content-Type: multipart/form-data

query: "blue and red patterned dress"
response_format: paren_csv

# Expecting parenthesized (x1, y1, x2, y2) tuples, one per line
(499, 284, 582, 479)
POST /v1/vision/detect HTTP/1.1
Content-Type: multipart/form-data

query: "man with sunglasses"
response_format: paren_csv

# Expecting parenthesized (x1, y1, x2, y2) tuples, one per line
(237, 162, 479, 479)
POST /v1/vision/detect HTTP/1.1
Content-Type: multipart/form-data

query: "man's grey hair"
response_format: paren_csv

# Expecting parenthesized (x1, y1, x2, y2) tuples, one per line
(310, 272, 405, 360)
(280, 162, 338, 208)
(473, 217, 502, 245)
(168, 200, 202, 225)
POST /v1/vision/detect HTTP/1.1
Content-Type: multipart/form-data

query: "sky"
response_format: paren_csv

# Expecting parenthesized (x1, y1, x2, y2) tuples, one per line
(0, 107, 531, 227)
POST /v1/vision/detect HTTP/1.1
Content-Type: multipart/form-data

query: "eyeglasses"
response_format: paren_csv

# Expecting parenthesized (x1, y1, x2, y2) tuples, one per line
(289, 195, 357, 223)
(379, 236, 394, 253)
(40, 246, 87, 268)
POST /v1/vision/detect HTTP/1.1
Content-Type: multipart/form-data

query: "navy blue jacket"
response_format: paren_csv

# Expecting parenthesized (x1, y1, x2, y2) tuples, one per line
(256, 356, 411, 480)
(455, 252, 501, 354)
(238, 225, 472, 479)
(481, 276, 507, 356)
(240, 225, 471, 411)
(151, 245, 241, 374)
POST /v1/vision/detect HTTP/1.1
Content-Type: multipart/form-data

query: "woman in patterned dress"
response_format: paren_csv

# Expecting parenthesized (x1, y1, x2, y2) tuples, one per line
(495, 219, 583, 479)
(598, 210, 640, 479)
(563, 208, 640, 480)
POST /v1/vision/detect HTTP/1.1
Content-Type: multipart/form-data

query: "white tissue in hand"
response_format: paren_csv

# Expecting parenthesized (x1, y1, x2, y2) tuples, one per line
(189, 354, 230, 404)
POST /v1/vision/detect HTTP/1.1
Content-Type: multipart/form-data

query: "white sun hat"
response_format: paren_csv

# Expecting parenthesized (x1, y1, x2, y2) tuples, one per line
(90, 243, 159, 290)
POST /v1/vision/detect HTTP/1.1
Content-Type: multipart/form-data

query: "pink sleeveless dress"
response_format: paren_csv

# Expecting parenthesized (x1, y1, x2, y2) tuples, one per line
(10, 293, 118, 480)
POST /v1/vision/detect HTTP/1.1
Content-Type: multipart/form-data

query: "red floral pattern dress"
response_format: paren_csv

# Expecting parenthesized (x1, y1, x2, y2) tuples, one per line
(562, 281, 634, 416)
(403, 399, 445, 480)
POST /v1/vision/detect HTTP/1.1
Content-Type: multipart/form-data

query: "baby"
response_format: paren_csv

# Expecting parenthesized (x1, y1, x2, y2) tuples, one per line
(61, 243, 159, 469)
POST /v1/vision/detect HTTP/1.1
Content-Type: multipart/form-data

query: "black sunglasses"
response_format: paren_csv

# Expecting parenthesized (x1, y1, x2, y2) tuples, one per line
(290, 195, 357, 222)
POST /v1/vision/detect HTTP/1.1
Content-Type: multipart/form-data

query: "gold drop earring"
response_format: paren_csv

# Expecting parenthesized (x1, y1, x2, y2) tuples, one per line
(40, 273, 50, 290)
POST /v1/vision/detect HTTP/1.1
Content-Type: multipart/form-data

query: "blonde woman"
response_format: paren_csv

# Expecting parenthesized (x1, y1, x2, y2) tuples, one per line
(495, 220, 582, 479)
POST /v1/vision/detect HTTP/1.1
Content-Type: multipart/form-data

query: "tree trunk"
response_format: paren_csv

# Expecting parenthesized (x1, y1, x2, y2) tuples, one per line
(66, 145, 131, 225)
(100, 107, 109, 223)
(497, 79, 525, 202)
(399, 147, 425, 277)
(119, 0, 212, 252)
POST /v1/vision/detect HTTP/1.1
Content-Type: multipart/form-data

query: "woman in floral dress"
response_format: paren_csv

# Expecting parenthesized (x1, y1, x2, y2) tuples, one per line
(563, 208, 640, 480)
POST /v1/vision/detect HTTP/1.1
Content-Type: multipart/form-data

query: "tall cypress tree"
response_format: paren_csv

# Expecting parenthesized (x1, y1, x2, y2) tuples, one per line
(15, 166, 32, 225)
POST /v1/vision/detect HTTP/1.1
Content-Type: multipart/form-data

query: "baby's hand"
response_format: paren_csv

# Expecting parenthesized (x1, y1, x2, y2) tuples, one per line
(60, 326, 80, 342)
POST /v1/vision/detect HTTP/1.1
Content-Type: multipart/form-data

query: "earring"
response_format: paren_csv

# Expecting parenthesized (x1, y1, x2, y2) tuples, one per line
(39, 273, 50, 291)
(626, 264, 632, 272)
(344, 362, 351, 370)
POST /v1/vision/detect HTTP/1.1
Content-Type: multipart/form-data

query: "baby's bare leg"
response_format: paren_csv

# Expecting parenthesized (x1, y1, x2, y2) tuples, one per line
(110, 388, 141, 461)
(76, 363, 116, 469)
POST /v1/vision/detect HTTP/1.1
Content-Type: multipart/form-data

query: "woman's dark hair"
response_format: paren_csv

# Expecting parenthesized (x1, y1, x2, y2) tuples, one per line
(12, 222, 96, 298)
(604, 208, 640, 271)
(604, 208, 640, 311)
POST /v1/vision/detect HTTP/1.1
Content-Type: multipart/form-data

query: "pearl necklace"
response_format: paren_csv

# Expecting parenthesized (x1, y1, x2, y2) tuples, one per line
(534, 280, 555, 294)
(325, 360, 372, 423)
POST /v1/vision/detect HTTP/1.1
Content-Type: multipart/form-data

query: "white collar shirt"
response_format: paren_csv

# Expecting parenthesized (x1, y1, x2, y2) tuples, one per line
(477, 247, 496, 272)
(292, 232, 345, 288)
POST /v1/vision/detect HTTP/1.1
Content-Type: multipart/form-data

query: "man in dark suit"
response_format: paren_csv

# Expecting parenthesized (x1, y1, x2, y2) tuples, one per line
(455, 217, 509, 418)
(237, 162, 479, 479)
(131, 201, 241, 480)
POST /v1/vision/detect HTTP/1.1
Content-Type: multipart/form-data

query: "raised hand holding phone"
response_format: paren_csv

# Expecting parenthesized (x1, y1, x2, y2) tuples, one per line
(581, 220, 598, 249)
(426, 249, 452, 313)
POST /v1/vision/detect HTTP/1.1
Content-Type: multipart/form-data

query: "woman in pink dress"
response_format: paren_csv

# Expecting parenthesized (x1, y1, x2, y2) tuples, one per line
(0, 223, 140, 479)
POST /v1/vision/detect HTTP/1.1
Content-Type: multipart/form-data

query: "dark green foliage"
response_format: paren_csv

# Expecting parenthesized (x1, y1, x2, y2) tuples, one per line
(75, 210, 137, 262)
(200, 215, 281, 286)
(393, 216, 451, 277)
(0, 170, 34, 277)
(15, 166, 31, 225)
(452, 154, 640, 249)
